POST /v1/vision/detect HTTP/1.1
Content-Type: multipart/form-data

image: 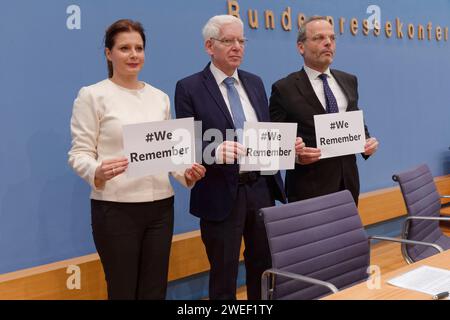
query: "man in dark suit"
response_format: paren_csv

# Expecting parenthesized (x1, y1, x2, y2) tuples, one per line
(270, 16, 379, 204)
(175, 15, 286, 300)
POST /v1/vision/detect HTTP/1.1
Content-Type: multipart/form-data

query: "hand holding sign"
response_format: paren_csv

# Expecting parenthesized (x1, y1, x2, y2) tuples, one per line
(364, 137, 379, 156)
(94, 157, 129, 188)
(297, 147, 322, 165)
(217, 141, 245, 164)
(295, 137, 306, 155)
(295, 135, 322, 165)
(184, 163, 206, 187)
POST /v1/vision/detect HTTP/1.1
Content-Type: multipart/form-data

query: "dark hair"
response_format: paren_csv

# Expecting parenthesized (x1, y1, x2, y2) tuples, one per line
(104, 19, 146, 78)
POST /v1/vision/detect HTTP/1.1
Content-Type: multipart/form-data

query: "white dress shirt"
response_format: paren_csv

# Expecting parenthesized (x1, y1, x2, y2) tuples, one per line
(209, 62, 258, 123)
(303, 65, 348, 113)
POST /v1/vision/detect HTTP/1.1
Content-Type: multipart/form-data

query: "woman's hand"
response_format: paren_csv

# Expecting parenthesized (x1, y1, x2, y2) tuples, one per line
(94, 157, 129, 187)
(184, 163, 206, 187)
(295, 137, 306, 156)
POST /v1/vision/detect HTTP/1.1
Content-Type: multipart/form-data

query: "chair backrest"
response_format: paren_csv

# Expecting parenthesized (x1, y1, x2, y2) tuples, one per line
(261, 190, 370, 300)
(393, 164, 445, 261)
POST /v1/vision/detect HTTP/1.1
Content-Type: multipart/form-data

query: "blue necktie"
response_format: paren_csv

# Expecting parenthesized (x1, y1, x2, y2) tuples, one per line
(223, 77, 246, 141)
(318, 73, 339, 113)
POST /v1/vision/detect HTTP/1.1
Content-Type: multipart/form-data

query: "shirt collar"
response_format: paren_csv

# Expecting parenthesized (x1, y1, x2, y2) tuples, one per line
(210, 62, 240, 86)
(304, 65, 332, 81)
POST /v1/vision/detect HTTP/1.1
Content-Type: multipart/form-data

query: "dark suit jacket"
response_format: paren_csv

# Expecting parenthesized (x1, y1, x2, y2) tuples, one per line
(269, 68, 370, 203)
(175, 63, 286, 221)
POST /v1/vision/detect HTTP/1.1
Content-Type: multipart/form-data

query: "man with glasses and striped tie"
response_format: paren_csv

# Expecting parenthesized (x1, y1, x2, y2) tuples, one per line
(175, 15, 286, 300)
(269, 16, 379, 205)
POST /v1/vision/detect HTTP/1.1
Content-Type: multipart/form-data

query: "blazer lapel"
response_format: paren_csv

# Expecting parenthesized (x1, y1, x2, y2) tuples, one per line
(201, 64, 235, 128)
(238, 71, 264, 122)
(330, 69, 352, 111)
(295, 68, 326, 115)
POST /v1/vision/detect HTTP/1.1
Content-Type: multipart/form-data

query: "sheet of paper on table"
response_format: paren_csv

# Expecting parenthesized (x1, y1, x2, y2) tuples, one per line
(387, 265, 450, 299)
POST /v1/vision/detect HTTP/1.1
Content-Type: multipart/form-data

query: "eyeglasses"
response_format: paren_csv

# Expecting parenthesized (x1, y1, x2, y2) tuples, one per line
(211, 37, 248, 47)
(307, 34, 336, 43)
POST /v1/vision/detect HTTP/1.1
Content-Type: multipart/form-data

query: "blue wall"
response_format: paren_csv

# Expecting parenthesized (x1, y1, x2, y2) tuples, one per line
(0, 0, 449, 287)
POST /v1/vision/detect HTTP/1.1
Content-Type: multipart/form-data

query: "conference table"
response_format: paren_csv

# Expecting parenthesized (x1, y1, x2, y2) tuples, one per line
(323, 250, 450, 300)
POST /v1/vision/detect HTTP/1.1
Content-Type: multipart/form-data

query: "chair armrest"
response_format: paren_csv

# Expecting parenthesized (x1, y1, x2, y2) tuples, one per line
(261, 268, 338, 300)
(405, 216, 450, 222)
(368, 236, 444, 254)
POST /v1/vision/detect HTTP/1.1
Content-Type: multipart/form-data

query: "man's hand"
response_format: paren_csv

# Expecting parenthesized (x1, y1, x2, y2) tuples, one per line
(184, 163, 206, 187)
(298, 147, 321, 165)
(364, 137, 379, 156)
(295, 137, 306, 156)
(217, 141, 245, 164)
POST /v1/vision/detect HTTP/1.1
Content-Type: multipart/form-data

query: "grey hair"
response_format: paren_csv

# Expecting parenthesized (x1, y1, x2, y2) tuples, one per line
(297, 16, 331, 43)
(202, 15, 244, 41)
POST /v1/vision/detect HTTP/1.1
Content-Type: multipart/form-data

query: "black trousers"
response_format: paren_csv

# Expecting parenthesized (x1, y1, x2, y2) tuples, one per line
(90, 197, 174, 300)
(200, 175, 275, 300)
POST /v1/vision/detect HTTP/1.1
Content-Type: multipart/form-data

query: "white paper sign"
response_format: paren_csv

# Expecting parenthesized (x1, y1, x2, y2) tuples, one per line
(239, 122, 298, 171)
(122, 118, 195, 178)
(314, 110, 365, 159)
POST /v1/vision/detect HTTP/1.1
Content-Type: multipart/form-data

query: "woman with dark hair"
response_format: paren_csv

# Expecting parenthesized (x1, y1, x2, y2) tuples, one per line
(68, 19, 205, 300)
